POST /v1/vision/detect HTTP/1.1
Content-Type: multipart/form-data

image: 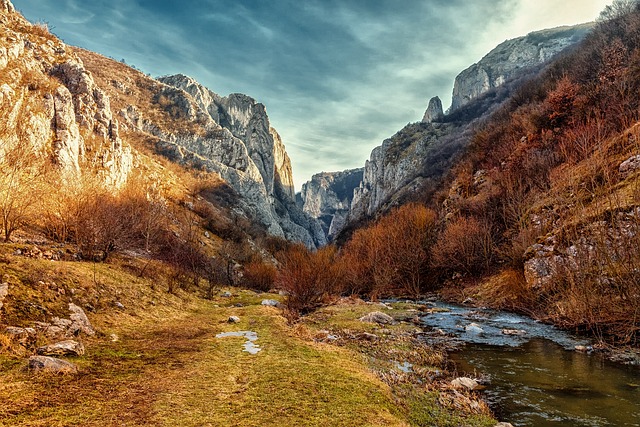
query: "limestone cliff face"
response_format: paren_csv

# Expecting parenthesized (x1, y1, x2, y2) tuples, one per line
(299, 168, 363, 240)
(148, 74, 325, 247)
(450, 24, 592, 112)
(0, 0, 132, 186)
(330, 23, 593, 235)
(350, 123, 454, 221)
(422, 96, 443, 123)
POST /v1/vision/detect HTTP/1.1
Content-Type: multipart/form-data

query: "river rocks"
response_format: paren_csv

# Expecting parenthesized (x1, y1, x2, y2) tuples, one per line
(28, 356, 78, 374)
(502, 329, 527, 336)
(36, 340, 85, 357)
(465, 323, 484, 334)
(451, 377, 482, 391)
(359, 311, 394, 325)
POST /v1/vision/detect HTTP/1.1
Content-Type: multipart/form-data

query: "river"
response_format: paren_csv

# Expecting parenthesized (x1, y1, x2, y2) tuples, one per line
(418, 302, 640, 427)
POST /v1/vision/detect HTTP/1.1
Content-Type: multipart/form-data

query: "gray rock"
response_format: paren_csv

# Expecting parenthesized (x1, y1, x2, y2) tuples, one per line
(495, 423, 514, 427)
(228, 316, 241, 323)
(261, 299, 280, 307)
(619, 154, 640, 178)
(422, 96, 443, 123)
(68, 303, 95, 336)
(113, 301, 125, 310)
(220, 291, 232, 298)
(28, 356, 78, 374)
(465, 323, 484, 334)
(450, 24, 592, 111)
(359, 311, 394, 325)
(36, 340, 85, 357)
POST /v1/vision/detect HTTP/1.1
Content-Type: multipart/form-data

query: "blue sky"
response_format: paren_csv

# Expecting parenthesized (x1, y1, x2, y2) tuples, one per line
(13, 0, 612, 189)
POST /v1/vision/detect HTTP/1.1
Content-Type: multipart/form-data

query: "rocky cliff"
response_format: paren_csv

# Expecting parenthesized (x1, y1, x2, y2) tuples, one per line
(298, 168, 363, 240)
(450, 24, 592, 112)
(323, 23, 593, 237)
(0, 1, 132, 186)
(0, 0, 324, 248)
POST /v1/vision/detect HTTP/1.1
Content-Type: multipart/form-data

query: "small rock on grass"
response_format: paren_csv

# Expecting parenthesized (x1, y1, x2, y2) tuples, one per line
(28, 356, 78, 374)
(220, 291, 232, 298)
(359, 311, 394, 325)
(228, 316, 241, 323)
(36, 340, 85, 357)
(261, 299, 280, 307)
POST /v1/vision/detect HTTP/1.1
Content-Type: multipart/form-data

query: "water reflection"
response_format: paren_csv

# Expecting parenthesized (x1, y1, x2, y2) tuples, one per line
(451, 339, 640, 426)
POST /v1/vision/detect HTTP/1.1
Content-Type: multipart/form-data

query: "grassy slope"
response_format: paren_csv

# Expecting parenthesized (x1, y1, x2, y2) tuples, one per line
(0, 247, 495, 427)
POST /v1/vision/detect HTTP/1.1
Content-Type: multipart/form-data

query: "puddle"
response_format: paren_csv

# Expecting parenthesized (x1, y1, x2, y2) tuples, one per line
(216, 330, 261, 354)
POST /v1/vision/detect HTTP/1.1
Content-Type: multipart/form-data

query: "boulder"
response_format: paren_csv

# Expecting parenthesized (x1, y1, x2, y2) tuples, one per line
(228, 316, 241, 323)
(69, 303, 95, 336)
(4, 326, 37, 348)
(451, 377, 481, 391)
(465, 323, 484, 334)
(359, 311, 394, 325)
(36, 340, 85, 357)
(28, 356, 78, 374)
(422, 96, 444, 123)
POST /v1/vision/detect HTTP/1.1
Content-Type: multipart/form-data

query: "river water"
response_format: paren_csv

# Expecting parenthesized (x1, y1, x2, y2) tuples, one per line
(419, 303, 640, 427)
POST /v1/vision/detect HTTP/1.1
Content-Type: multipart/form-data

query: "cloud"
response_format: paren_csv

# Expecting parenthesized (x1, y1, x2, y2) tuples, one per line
(12, 0, 614, 189)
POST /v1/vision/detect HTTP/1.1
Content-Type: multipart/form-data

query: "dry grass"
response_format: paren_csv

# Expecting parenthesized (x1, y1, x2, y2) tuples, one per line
(0, 247, 496, 426)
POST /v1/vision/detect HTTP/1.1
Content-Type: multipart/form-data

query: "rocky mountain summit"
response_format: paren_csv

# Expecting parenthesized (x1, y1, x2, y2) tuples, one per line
(422, 96, 443, 123)
(450, 24, 592, 111)
(0, 0, 324, 248)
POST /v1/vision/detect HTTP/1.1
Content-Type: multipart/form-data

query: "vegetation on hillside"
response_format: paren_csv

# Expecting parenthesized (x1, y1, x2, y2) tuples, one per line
(276, 1, 640, 346)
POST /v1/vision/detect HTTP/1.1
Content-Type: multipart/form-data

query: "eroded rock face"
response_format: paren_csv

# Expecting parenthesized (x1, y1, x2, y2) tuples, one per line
(0, 7, 132, 186)
(299, 168, 363, 239)
(450, 24, 592, 112)
(154, 74, 325, 247)
(422, 96, 443, 123)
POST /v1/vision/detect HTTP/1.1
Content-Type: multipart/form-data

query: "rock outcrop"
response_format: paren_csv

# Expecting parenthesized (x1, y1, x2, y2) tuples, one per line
(422, 96, 443, 123)
(450, 24, 592, 112)
(0, 1, 132, 186)
(299, 168, 363, 239)
(151, 74, 325, 248)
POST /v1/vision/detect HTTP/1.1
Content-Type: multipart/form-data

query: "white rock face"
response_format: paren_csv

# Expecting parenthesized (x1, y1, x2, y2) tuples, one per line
(299, 168, 363, 239)
(422, 96, 443, 123)
(450, 24, 592, 112)
(156, 74, 325, 247)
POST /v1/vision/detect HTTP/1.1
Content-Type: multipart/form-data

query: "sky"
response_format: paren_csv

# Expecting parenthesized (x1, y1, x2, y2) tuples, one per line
(13, 0, 613, 190)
